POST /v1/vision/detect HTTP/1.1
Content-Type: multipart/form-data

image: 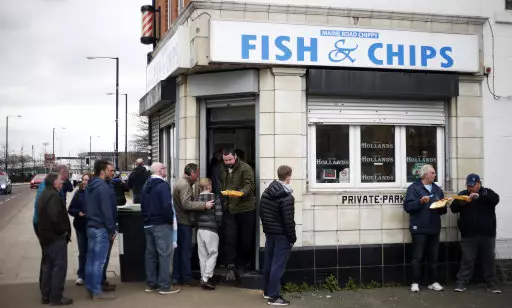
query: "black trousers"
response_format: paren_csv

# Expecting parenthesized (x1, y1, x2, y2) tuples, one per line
(457, 236, 496, 285)
(41, 239, 68, 302)
(411, 233, 440, 284)
(102, 239, 114, 283)
(34, 225, 44, 296)
(223, 210, 255, 268)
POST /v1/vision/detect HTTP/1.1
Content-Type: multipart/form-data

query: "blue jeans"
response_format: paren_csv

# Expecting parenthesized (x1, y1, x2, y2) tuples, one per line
(262, 234, 292, 298)
(85, 228, 110, 295)
(75, 228, 88, 279)
(172, 224, 193, 283)
(145, 224, 174, 290)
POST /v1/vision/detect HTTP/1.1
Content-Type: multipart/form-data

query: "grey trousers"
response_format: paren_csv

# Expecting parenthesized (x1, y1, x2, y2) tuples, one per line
(457, 236, 496, 285)
(197, 229, 219, 280)
(41, 239, 68, 302)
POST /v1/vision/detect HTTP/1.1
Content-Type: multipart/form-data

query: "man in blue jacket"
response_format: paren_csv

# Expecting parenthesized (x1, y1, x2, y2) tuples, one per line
(84, 159, 117, 300)
(141, 162, 180, 295)
(404, 164, 447, 293)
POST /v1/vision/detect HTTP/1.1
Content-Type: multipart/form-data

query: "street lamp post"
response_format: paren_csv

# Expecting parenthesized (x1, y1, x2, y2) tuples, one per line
(5, 115, 22, 173)
(89, 135, 100, 171)
(52, 127, 65, 155)
(87, 56, 120, 171)
(107, 92, 128, 170)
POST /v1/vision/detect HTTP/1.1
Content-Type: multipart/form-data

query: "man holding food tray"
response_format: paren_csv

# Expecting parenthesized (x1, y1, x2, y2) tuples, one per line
(219, 148, 256, 281)
(404, 164, 447, 293)
(450, 173, 501, 293)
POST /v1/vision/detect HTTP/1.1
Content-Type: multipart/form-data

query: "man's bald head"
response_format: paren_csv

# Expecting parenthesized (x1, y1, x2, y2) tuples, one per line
(135, 158, 144, 166)
(151, 162, 166, 178)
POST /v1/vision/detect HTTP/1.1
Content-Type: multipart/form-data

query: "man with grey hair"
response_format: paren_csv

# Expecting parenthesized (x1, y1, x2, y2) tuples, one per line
(141, 162, 180, 294)
(404, 164, 447, 293)
(128, 158, 150, 204)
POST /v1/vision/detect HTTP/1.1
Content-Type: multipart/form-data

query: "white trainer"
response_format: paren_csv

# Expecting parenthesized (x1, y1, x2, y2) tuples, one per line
(75, 278, 84, 286)
(411, 283, 420, 292)
(428, 282, 444, 291)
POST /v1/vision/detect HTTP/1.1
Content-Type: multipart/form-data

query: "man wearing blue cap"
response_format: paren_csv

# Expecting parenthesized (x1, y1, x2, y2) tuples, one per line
(451, 173, 501, 293)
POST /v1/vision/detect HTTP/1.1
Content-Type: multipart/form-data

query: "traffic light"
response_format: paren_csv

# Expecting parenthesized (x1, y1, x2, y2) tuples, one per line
(86, 158, 90, 165)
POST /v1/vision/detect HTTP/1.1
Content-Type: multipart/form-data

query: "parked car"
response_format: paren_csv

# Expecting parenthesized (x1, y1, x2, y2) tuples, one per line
(30, 174, 46, 189)
(0, 173, 12, 195)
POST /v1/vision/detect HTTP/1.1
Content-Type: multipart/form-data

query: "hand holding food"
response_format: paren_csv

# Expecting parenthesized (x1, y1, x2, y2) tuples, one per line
(430, 198, 449, 209)
(420, 196, 430, 204)
(451, 195, 472, 202)
(221, 190, 244, 198)
(469, 193, 479, 199)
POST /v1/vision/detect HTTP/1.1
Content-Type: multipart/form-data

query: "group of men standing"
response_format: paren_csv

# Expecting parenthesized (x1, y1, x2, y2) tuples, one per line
(404, 164, 501, 294)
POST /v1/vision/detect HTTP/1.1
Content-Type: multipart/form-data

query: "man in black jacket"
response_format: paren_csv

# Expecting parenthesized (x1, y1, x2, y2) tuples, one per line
(404, 164, 446, 293)
(37, 173, 73, 305)
(451, 173, 501, 293)
(128, 158, 150, 204)
(259, 165, 296, 306)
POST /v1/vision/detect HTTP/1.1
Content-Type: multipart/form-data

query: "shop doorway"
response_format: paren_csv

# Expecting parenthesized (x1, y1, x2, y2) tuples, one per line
(199, 101, 258, 272)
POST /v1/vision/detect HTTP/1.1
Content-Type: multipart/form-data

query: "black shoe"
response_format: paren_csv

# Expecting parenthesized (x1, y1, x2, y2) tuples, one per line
(102, 283, 116, 292)
(41, 298, 50, 305)
(268, 296, 290, 306)
(202, 280, 215, 290)
(487, 283, 502, 294)
(50, 297, 73, 306)
(183, 279, 200, 287)
(454, 283, 466, 292)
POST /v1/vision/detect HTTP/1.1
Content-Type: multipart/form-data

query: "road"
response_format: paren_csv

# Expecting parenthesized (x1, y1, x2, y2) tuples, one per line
(0, 184, 35, 232)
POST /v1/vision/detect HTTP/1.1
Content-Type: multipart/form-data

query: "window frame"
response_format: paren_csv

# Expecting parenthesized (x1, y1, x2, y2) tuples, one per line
(309, 124, 445, 191)
(506, 0, 512, 10)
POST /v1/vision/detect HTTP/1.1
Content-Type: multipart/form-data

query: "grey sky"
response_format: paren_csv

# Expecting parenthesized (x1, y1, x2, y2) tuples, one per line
(0, 0, 151, 160)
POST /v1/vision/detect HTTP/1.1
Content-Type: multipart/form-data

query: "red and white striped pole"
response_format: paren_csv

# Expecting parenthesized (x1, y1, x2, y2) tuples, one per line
(140, 5, 155, 45)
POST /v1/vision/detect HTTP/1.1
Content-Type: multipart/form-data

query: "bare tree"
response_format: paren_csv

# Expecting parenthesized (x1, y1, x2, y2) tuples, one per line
(0, 143, 6, 168)
(130, 114, 149, 152)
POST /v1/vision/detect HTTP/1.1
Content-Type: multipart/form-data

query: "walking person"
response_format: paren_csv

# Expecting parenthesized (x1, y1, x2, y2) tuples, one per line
(189, 178, 223, 290)
(141, 162, 181, 294)
(451, 174, 502, 293)
(404, 164, 446, 292)
(172, 163, 214, 286)
(260, 166, 296, 306)
(67, 173, 92, 286)
(128, 158, 150, 204)
(220, 148, 256, 281)
(112, 171, 129, 206)
(37, 173, 73, 305)
(85, 159, 117, 300)
(100, 167, 119, 292)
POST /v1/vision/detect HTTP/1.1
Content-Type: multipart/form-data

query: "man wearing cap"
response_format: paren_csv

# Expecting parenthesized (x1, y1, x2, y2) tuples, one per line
(451, 173, 501, 293)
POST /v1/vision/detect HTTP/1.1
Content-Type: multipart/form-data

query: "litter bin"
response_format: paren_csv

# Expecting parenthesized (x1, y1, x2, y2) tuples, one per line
(117, 204, 146, 282)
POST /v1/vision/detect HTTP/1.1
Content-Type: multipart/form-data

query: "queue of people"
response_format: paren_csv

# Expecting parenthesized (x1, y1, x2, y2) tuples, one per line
(32, 157, 502, 306)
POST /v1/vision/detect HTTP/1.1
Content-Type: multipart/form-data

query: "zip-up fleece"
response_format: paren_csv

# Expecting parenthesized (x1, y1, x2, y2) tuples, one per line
(404, 179, 447, 234)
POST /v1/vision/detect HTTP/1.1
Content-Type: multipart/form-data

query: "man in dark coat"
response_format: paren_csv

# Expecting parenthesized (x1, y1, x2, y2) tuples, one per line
(451, 173, 501, 293)
(404, 164, 446, 293)
(260, 165, 296, 306)
(37, 173, 73, 305)
(128, 158, 150, 204)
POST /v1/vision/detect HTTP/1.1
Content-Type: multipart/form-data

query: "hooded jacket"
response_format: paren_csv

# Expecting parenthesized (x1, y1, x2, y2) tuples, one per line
(450, 187, 500, 238)
(37, 185, 71, 247)
(141, 176, 174, 226)
(85, 177, 117, 235)
(128, 165, 150, 196)
(220, 159, 256, 214)
(259, 180, 296, 244)
(189, 192, 222, 233)
(404, 179, 447, 234)
(112, 176, 129, 206)
(68, 188, 86, 230)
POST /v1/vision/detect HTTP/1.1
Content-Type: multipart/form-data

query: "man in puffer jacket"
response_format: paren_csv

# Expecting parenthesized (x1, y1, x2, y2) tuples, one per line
(259, 165, 296, 306)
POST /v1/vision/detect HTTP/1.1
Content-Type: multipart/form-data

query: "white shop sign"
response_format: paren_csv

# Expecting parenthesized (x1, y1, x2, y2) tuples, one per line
(210, 20, 479, 73)
(146, 26, 190, 91)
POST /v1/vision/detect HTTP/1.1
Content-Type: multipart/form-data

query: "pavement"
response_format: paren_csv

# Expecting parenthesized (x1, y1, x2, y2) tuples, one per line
(1, 186, 512, 307)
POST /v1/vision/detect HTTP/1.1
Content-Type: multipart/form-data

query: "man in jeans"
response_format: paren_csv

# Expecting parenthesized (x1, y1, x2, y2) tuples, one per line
(260, 165, 296, 306)
(85, 160, 117, 300)
(172, 163, 214, 286)
(141, 162, 180, 294)
(451, 173, 501, 293)
(404, 164, 446, 293)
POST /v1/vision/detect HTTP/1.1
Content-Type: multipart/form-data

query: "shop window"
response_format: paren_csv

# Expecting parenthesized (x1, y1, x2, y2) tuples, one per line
(405, 126, 438, 183)
(507, 0, 512, 10)
(310, 125, 444, 189)
(315, 125, 350, 183)
(360, 125, 395, 183)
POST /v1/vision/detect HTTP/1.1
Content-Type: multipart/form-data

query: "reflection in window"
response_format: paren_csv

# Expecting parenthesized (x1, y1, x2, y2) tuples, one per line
(406, 126, 437, 182)
(316, 125, 350, 183)
(360, 126, 395, 183)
